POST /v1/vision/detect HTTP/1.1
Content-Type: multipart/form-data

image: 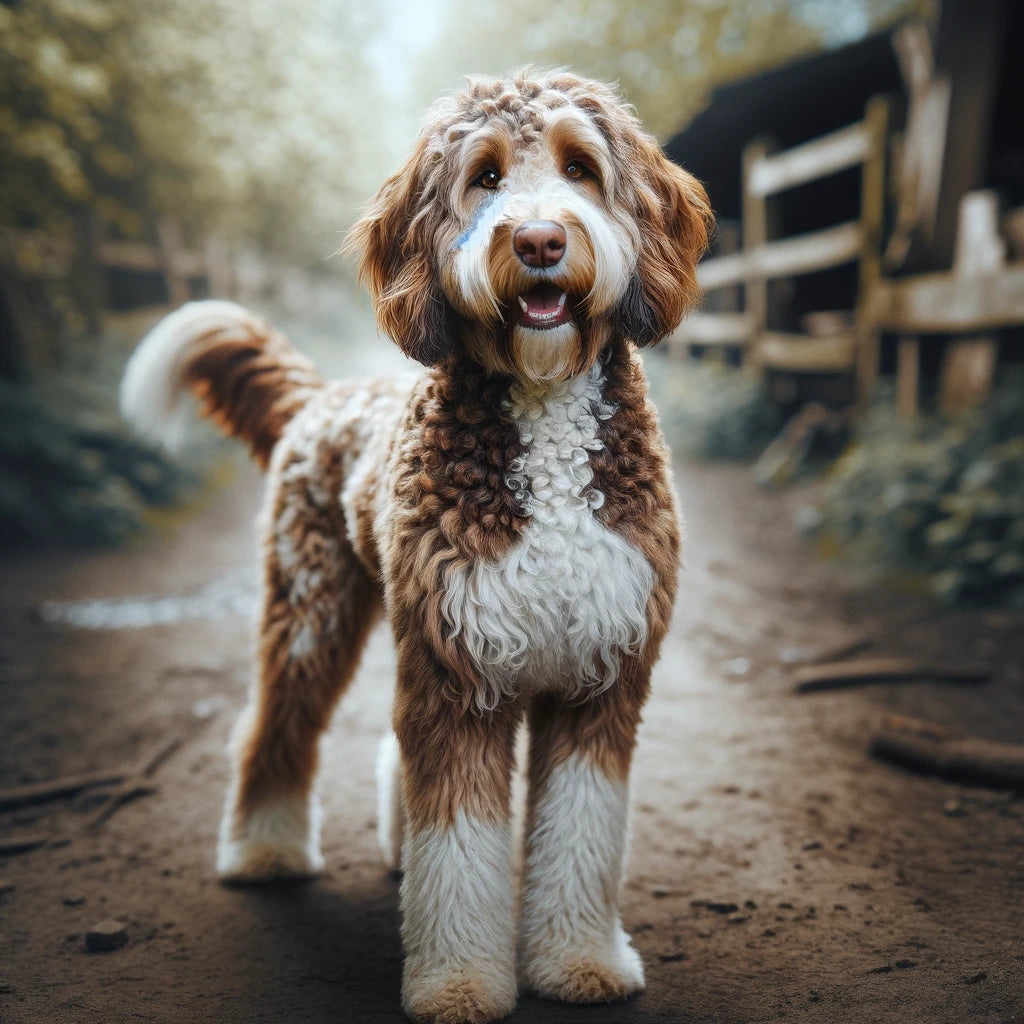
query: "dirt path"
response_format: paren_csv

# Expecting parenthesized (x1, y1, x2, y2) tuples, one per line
(1, 448, 1022, 1023)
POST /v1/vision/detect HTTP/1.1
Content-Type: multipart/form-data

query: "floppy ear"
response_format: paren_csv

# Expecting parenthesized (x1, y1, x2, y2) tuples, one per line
(620, 136, 713, 347)
(346, 140, 458, 366)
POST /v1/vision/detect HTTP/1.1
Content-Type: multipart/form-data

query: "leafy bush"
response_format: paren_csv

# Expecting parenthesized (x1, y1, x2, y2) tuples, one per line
(818, 374, 1024, 605)
(645, 352, 783, 460)
(0, 380, 195, 548)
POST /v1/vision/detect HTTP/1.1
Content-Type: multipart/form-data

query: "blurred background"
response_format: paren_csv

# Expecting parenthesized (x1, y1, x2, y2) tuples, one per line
(2, 4, 1024, 1023)
(1, 0, 1022, 606)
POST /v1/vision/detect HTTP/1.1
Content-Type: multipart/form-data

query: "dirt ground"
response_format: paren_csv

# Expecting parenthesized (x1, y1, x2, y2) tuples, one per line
(1, 376, 1022, 1023)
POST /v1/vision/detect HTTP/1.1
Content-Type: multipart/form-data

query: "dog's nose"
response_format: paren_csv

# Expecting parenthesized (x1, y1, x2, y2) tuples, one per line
(513, 220, 566, 268)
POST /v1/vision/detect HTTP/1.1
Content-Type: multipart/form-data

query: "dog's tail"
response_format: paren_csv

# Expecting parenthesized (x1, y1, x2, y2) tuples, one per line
(120, 300, 323, 468)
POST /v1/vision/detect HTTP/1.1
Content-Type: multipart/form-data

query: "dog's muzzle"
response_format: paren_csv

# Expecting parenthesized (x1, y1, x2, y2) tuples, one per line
(513, 221, 572, 330)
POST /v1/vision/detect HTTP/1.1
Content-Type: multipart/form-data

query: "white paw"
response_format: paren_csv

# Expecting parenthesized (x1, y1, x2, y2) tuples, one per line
(216, 796, 322, 883)
(402, 962, 517, 1024)
(520, 929, 645, 1004)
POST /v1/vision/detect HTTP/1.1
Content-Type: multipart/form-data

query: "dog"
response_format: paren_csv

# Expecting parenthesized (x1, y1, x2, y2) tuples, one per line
(121, 68, 711, 1024)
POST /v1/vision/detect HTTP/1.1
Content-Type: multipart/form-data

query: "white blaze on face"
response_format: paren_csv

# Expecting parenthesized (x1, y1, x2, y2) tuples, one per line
(447, 119, 637, 340)
(452, 190, 512, 322)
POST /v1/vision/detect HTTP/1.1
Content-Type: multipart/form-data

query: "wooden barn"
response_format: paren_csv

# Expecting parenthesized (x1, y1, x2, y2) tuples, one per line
(668, 0, 1024, 418)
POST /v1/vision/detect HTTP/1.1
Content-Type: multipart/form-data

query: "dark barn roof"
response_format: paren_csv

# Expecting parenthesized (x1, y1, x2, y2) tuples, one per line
(665, 31, 903, 221)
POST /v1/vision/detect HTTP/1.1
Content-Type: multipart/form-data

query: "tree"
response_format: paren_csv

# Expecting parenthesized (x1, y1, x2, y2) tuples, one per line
(412, 0, 929, 138)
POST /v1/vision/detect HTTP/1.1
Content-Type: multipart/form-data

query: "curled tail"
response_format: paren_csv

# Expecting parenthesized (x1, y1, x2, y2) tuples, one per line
(120, 300, 322, 468)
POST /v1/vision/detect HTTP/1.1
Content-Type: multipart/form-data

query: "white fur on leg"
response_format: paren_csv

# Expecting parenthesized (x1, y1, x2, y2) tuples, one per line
(401, 812, 517, 1024)
(216, 790, 324, 882)
(375, 731, 405, 871)
(519, 752, 644, 1003)
(215, 705, 323, 882)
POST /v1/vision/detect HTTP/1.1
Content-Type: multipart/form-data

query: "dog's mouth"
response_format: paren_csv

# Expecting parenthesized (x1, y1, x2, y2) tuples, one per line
(516, 283, 571, 331)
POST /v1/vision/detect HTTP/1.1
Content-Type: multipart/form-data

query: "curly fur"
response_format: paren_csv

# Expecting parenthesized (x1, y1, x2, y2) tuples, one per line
(122, 68, 711, 1024)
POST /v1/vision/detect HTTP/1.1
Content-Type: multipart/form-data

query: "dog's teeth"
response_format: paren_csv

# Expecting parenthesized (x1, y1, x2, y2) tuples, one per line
(557, 292, 567, 310)
(518, 296, 529, 313)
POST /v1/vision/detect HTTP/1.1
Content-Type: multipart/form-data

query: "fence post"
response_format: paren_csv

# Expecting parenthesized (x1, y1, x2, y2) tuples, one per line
(156, 219, 190, 307)
(69, 210, 107, 334)
(740, 138, 771, 369)
(855, 95, 889, 411)
(204, 236, 234, 299)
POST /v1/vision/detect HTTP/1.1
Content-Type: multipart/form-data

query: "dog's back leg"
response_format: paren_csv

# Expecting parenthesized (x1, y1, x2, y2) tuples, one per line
(217, 433, 381, 882)
(375, 730, 405, 872)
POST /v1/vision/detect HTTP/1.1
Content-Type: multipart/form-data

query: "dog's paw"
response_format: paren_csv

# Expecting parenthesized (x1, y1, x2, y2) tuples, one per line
(402, 964, 516, 1024)
(217, 836, 323, 883)
(216, 797, 322, 883)
(520, 931, 645, 1004)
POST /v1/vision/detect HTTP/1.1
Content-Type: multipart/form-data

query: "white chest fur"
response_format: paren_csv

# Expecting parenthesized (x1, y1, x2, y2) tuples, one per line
(441, 363, 655, 710)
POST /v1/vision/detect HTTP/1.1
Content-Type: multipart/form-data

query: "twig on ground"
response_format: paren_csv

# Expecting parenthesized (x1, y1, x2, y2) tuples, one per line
(0, 834, 50, 855)
(793, 657, 992, 693)
(0, 772, 126, 812)
(84, 736, 190, 831)
(870, 715, 1024, 790)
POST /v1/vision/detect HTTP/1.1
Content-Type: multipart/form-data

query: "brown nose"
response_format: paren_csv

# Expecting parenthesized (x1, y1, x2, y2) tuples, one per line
(513, 220, 566, 268)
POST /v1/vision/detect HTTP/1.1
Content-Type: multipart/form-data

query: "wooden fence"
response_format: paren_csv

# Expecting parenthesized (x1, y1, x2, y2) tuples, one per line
(0, 215, 323, 378)
(672, 96, 890, 409)
(673, 92, 1024, 418)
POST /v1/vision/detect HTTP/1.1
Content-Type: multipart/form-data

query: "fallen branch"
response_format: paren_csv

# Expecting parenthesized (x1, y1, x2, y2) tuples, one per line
(870, 715, 1024, 790)
(0, 772, 125, 812)
(0, 833, 50, 855)
(84, 737, 187, 831)
(794, 657, 992, 693)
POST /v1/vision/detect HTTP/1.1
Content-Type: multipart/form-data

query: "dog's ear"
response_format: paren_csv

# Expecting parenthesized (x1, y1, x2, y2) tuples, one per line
(620, 136, 713, 347)
(346, 140, 458, 366)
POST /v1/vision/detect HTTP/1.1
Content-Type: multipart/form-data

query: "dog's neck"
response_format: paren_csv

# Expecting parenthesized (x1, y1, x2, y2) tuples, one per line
(439, 335, 636, 413)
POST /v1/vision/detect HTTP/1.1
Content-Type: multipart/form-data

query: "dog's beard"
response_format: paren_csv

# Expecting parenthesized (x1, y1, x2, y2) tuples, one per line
(511, 321, 581, 383)
(461, 311, 616, 386)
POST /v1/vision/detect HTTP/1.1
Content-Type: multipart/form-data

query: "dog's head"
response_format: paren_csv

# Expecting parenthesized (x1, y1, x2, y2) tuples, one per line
(348, 69, 712, 383)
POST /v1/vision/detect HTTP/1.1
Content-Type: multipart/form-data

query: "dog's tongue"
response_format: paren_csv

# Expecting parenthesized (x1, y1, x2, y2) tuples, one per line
(517, 283, 570, 329)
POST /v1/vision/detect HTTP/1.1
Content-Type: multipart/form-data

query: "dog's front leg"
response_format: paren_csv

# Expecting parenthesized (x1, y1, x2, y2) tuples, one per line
(395, 647, 522, 1024)
(519, 670, 649, 1004)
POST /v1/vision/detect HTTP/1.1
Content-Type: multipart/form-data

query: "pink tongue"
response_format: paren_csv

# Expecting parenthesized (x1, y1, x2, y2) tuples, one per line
(527, 293, 558, 313)
(523, 282, 564, 314)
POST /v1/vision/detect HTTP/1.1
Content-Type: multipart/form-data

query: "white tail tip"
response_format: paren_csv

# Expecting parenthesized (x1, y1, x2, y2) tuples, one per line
(120, 299, 260, 452)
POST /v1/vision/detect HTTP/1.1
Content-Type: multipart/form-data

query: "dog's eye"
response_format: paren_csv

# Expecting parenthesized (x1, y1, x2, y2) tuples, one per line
(476, 169, 501, 189)
(565, 161, 588, 181)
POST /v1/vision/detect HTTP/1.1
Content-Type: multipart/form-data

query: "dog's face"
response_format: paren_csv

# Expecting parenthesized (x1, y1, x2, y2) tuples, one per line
(349, 70, 712, 383)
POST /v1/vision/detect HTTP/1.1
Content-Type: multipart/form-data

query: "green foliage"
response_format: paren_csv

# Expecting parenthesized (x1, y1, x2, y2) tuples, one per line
(818, 376, 1024, 605)
(1, 0, 387, 266)
(0, 379, 195, 548)
(417, 0, 927, 138)
(646, 353, 784, 460)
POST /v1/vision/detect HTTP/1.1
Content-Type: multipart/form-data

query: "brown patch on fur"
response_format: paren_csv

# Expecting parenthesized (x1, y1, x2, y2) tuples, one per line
(346, 136, 459, 366)
(184, 317, 321, 469)
(526, 654, 650, 794)
(384, 357, 528, 691)
(382, 358, 532, 828)
(393, 636, 522, 828)
(591, 338, 680, 652)
(620, 141, 712, 345)
(231, 432, 382, 821)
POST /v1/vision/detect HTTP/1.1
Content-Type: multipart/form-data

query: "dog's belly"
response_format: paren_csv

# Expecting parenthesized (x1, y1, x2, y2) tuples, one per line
(441, 363, 655, 709)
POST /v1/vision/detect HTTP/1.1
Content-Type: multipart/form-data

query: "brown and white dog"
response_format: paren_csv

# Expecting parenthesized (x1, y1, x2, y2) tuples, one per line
(121, 69, 711, 1024)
